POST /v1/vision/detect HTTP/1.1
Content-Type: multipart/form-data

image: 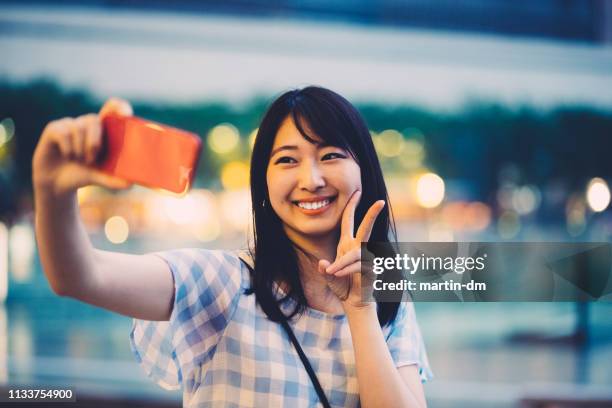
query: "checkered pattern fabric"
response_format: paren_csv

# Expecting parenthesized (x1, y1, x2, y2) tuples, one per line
(130, 248, 432, 407)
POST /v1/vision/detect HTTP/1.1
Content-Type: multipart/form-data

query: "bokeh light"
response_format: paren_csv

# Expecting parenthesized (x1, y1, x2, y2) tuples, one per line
(496, 183, 515, 211)
(104, 216, 129, 244)
(0, 118, 15, 146)
(566, 194, 587, 237)
(208, 123, 240, 155)
(416, 173, 445, 208)
(442, 201, 492, 231)
(398, 139, 425, 170)
(586, 177, 610, 212)
(188, 189, 216, 222)
(512, 185, 541, 215)
(498, 210, 521, 239)
(193, 217, 221, 242)
(465, 202, 492, 231)
(162, 194, 203, 225)
(375, 129, 404, 157)
(185, 190, 221, 242)
(221, 161, 250, 190)
(441, 202, 468, 230)
(219, 189, 252, 232)
(9, 223, 35, 283)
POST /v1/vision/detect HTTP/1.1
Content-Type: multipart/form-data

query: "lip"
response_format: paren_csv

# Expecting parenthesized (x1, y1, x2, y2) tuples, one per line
(292, 195, 337, 215)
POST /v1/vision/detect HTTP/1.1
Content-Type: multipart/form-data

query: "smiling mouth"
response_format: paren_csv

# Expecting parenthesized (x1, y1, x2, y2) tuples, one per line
(292, 196, 337, 212)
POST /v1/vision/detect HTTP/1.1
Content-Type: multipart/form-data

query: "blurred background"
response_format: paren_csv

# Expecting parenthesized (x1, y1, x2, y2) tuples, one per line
(1, 0, 612, 407)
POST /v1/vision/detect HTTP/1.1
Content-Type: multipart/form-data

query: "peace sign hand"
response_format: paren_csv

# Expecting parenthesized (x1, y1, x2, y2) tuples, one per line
(319, 190, 385, 310)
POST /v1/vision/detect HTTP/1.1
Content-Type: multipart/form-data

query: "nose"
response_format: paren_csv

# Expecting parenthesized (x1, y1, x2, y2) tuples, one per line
(298, 158, 325, 191)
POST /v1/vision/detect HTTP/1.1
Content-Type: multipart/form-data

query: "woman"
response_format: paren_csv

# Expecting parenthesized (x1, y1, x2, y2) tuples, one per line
(33, 86, 432, 407)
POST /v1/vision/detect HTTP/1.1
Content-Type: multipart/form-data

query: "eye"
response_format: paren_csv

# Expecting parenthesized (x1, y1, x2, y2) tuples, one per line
(321, 152, 346, 161)
(274, 156, 297, 164)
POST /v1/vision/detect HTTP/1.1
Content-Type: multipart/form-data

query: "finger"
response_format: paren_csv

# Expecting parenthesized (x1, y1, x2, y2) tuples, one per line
(46, 119, 73, 158)
(83, 114, 102, 164)
(63, 118, 80, 160)
(88, 170, 132, 190)
(326, 247, 360, 274)
(318, 259, 331, 275)
(332, 261, 361, 278)
(99, 97, 133, 119)
(356, 200, 386, 242)
(340, 190, 361, 239)
(71, 116, 88, 161)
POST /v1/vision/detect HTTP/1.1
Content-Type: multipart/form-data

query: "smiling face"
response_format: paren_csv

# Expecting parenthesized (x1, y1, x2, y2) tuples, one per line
(266, 116, 362, 246)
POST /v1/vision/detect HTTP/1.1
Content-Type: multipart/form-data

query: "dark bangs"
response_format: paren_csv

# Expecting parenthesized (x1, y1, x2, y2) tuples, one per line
(289, 94, 360, 164)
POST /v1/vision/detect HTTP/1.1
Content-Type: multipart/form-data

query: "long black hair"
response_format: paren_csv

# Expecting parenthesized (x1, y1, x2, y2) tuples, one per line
(247, 86, 400, 326)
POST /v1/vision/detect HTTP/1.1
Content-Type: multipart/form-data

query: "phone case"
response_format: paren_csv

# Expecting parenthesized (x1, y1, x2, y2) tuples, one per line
(97, 114, 202, 195)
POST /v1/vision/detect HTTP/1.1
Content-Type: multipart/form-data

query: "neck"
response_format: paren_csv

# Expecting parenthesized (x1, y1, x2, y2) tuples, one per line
(285, 227, 338, 270)
(295, 235, 337, 263)
(284, 228, 344, 313)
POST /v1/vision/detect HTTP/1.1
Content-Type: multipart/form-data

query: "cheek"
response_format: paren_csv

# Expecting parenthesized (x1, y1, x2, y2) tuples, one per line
(335, 162, 362, 192)
(266, 168, 292, 206)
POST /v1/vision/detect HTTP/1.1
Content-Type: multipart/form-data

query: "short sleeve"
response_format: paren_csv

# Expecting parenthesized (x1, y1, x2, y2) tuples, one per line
(386, 301, 434, 383)
(129, 248, 245, 390)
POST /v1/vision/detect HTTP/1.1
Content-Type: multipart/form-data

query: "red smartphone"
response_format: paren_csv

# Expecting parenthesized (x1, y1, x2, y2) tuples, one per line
(97, 114, 202, 194)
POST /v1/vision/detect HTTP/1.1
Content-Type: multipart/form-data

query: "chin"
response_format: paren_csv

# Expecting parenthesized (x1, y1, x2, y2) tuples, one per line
(286, 221, 338, 240)
(300, 227, 335, 238)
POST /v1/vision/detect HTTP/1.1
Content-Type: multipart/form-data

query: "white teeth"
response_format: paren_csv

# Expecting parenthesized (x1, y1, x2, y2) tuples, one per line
(297, 199, 330, 210)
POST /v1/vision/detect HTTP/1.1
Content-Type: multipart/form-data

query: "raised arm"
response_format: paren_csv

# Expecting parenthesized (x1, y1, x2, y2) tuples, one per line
(32, 98, 174, 321)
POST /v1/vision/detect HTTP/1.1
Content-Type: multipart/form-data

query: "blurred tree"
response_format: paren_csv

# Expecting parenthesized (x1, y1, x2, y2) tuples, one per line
(1, 79, 611, 221)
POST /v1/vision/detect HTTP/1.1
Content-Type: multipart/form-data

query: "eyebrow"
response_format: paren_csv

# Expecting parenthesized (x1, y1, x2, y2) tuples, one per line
(270, 142, 332, 158)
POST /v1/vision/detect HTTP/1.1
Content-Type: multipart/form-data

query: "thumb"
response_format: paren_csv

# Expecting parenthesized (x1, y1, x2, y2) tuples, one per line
(88, 170, 133, 190)
(99, 97, 133, 119)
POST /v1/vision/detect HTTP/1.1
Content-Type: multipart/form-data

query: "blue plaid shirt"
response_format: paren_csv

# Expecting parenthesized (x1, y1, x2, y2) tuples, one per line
(130, 248, 432, 407)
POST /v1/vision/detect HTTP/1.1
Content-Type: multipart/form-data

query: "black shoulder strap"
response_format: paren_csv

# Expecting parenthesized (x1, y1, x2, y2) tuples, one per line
(278, 317, 332, 408)
(239, 258, 332, 408)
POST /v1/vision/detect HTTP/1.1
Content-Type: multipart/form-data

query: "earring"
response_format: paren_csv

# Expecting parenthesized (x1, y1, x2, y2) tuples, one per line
(262, 199, 266, 208)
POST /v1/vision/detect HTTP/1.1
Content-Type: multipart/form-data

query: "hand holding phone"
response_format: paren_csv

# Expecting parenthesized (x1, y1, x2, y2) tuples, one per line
(33, 99, 133, 198)
(97, 114, 202, 194)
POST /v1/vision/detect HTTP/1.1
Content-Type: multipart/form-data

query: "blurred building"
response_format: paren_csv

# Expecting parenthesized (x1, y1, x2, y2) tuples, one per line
(2, 0, 609, 43)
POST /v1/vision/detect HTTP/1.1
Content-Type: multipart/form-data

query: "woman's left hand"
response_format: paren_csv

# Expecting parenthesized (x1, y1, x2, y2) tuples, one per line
(319, 190, 386, 311)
